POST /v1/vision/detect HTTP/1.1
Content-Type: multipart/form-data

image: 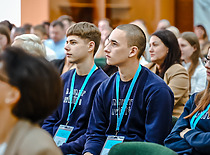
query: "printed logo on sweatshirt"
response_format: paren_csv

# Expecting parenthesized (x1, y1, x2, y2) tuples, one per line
(196, 111, 210, 120)
(111, 99, 133, 116)
(63, 88, 86, 105)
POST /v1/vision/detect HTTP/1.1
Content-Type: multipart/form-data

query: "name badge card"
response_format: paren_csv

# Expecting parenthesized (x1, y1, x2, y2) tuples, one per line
(100, 135, 124, 155)
(53, 125, 74, 146)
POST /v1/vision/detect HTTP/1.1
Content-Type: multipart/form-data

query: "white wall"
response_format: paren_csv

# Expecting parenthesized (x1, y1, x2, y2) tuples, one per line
(194, 0, 210, 40)
(0, 0, 21, 26)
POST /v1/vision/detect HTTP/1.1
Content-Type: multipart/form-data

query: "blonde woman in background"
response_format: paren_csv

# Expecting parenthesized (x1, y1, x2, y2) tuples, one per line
(178, 32, 207, 95)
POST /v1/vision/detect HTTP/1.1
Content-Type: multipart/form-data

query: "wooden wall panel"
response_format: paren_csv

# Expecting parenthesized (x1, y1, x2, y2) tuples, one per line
(21, 0, 49, 25)
(175, 0, 193, 33)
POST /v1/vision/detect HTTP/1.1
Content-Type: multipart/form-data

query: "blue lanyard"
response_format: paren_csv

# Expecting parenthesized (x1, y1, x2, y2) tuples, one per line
(115, 63, 141, 134)
(67, 64, 97, 123)
(190, 104, 210, 129)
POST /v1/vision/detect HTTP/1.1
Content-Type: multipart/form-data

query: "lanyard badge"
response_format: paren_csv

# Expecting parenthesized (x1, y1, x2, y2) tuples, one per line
(53, 125, 74, 146)
(100, 135, 124, 155)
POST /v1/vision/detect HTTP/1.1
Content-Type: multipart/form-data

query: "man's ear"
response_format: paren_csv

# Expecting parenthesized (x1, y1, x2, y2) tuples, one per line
(128, 46, 138, 58)
(88, 41, 95, 52)
(5, 87, 21, 107)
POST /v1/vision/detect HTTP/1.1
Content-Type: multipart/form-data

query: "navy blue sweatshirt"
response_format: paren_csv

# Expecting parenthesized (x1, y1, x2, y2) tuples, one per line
(83, 66, 174, 155)
(165, 93, 210, 155)
(42, 68, 108, 154)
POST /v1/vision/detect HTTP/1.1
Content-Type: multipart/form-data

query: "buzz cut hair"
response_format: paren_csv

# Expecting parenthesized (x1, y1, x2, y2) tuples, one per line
(116, 24, 146, 59)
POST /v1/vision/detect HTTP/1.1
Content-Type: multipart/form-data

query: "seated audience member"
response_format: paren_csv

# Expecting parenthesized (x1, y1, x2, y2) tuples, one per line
(42, 22, 108, 154)
(42, 21, 50, 39)
(57, 15, 75, 33)
(44, 20, 66, 59)
(145, 30, 189, 117)
(11, 34, 46, 58)
(194, 24, 209, 51)
(22, 23, 32, 34)
(156, 19, 171, 31)
(83, 24, 174, 155)
(95, 18, 113, 69)
(30, 24, 57, 61)
(166, 26, 180, 38)
(0, 25, 11, 51)
(0, 20, 13, 31)
(0, 47, 63, 155)
(164, 47, 210, 154)
(178, 32, 207, 95)
(10, 27, 25, 43)
(130, 19, 150, 64)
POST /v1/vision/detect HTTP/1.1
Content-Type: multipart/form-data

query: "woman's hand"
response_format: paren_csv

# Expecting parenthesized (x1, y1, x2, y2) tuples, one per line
(180, 128, 191, 138)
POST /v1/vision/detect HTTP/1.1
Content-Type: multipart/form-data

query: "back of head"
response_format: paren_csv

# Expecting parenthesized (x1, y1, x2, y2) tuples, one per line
(180, 31, 200, 63)
(32, 24, 47, 36)
(66, 22, 101, 55)
(157, 19, 171, 31)
(116, 24, 146, 59)
(50, 20, 64, 29)
(166, 26, 180, 38)
(0, 20, 13, 31)
(13, 34, 46, 57)
(152, 30, 181, 66)
(0, 46, 63, 122)
(23, 23, 32, 34)
(58, 15, 73, 24)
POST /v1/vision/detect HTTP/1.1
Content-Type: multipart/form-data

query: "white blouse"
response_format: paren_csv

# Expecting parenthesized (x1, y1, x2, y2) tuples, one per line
(0, 143, 7, 155)
(182, 58, 207, 95)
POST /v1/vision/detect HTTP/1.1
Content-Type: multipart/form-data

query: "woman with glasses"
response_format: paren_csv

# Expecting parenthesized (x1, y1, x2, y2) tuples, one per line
(164, 47, 210, 154)
(0, 47, 63, 155)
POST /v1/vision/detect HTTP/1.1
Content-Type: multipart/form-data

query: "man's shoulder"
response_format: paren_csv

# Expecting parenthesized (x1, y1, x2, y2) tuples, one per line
(93, 68, 109, 80)
(61, 69, 75, 81)
(140, 66, 171, 90)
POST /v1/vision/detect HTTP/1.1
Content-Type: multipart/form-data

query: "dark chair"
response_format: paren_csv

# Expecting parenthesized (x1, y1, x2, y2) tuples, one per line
(108, 142, 177, 155)
(172, 116, 178, 128)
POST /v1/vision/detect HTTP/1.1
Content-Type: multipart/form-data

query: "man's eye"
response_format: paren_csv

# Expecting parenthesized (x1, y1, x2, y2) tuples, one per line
(112, 42, 117, 46)
(71, 42, 76, 45)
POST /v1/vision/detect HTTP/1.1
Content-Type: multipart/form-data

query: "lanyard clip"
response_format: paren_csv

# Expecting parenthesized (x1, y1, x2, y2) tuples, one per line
(115, 130, 119, 136)
(66, 121, 69, 126)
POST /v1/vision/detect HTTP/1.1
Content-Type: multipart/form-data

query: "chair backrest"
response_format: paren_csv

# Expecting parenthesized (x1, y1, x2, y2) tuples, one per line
(108, 142, 177, 155)
(172, 116, 178, 128)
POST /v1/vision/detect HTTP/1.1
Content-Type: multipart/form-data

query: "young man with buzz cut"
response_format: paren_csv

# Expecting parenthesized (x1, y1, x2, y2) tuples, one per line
(83, 24, 174, 155)
(42, 22, 108, 154)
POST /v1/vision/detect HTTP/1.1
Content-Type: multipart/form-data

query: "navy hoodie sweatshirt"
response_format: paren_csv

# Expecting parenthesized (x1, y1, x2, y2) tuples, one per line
(42, 68, 108, 154)
(83, 66, 174, 155)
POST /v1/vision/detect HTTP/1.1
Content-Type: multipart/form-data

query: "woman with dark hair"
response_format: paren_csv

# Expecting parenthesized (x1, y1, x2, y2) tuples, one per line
(178, 32, 207, 95)
(164, 47, 210, 154)
(145, 30, 189, 117)
(0, 47, 63, 154)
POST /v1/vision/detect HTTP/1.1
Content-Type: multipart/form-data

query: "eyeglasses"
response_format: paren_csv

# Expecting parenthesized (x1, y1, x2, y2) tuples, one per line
(204, 57, 210, 65)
